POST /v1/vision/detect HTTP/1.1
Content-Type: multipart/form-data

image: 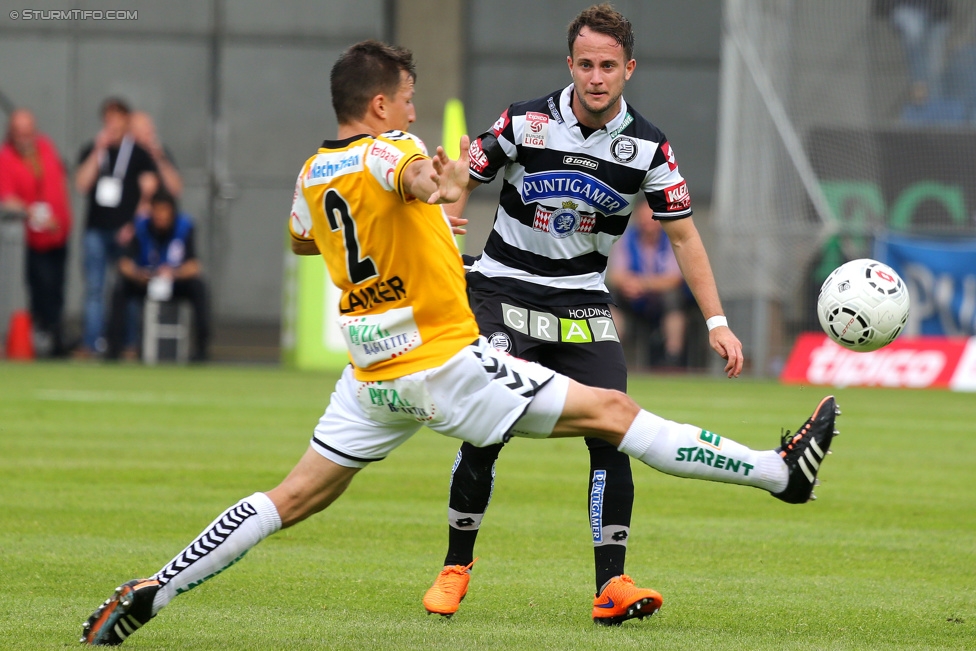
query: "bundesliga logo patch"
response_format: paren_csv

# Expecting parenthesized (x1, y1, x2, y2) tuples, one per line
(523, 112, 549, 149)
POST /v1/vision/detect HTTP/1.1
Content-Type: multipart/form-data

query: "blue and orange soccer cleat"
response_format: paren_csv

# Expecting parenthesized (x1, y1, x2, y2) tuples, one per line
(772, 395, 840, 504)
(81, 578, 159, 646)
(592, 575, 663, 626)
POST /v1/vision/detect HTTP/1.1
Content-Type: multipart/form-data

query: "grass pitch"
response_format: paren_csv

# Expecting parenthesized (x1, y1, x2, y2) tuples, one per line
(0, 361, 973, 650)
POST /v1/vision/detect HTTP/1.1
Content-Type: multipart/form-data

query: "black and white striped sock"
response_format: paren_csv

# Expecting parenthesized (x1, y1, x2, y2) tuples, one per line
(150, 492, 281, 615)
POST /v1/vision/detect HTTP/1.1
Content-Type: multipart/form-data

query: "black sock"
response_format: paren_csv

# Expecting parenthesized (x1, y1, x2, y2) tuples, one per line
(586, 437, 635, 593)
(444, 441, 504, 566)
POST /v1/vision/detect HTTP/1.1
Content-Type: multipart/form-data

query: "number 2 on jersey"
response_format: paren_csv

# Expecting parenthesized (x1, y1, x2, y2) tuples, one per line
(324, 189, 377, 284)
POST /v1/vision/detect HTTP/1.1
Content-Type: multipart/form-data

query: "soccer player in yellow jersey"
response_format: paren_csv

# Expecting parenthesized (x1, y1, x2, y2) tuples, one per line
(82, 40, 838, 645)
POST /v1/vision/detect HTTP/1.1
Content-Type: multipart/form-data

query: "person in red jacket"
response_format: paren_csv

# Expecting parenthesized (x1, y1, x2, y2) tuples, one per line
(0, 109, 73, 356)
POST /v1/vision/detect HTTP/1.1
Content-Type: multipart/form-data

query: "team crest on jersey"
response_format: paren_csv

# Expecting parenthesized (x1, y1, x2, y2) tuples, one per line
(523, 112, 549, 149)
(487, 331, 512, 352)
(532, 204, 596, 236)
(610, 136, 638, 163)
(548, 201, 581, 239)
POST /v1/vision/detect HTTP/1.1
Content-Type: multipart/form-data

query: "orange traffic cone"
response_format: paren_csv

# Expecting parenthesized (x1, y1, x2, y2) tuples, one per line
(5, 310, 34, 361)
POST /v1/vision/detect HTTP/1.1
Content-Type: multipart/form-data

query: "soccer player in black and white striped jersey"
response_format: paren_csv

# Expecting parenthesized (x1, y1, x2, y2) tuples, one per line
(423, 4, 746, 625)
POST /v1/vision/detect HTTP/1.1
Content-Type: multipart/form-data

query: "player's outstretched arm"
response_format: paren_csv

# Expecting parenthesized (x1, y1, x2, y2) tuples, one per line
(661, 217, 743, 377)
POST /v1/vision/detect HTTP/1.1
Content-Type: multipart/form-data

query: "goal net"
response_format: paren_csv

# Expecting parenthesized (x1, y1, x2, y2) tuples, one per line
(711, 0, 976, 374)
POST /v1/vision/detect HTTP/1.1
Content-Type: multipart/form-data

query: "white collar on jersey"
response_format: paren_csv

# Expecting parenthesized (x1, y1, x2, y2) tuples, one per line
(558, 83, 631, 135)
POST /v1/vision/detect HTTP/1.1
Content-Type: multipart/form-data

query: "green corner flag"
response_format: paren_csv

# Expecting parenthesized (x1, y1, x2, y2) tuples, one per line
(442, 98, 467, 160)
(442, 98, 468, 250)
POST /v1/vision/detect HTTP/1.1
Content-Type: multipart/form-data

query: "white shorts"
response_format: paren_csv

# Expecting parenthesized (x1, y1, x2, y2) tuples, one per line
(311, 337, 570, 468)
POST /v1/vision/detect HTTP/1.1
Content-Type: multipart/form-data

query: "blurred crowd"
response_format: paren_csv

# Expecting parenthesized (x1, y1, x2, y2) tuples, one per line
(0, 98, 209, 362)
(875, 0, 976, 123)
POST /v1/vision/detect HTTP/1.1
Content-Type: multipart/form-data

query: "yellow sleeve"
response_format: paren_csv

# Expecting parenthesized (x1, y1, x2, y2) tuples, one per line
(364, 131, 428, 202)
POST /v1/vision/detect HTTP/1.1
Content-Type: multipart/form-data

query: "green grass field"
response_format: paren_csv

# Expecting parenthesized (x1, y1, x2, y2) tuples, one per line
(1, 361, 973, 650)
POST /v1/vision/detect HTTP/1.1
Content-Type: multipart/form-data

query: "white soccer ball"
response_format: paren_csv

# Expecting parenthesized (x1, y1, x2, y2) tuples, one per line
(817, 259, 910, 352)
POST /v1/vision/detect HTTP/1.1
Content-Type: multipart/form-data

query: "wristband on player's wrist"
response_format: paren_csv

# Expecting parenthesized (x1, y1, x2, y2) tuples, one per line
(706, 315, 728, 331)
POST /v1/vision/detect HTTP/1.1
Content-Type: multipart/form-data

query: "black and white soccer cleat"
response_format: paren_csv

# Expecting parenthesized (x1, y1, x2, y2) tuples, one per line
(772, 395, 839, 504)
(81, 578, 159, 646)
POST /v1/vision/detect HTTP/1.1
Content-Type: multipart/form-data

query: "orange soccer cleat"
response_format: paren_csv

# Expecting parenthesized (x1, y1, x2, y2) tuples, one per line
(422, 559, 477, 617)
(591, 575, 662, 626)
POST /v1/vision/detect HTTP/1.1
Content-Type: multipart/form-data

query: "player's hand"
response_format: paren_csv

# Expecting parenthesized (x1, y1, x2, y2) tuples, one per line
(448, 213, 468, 235)
(427, 135, 471, 204)
(709, 325, 743, 378)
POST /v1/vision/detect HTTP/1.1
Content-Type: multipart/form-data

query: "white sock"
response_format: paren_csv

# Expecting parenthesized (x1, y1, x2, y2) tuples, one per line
(151, 492, 281, 615)
(617, 410, 788, 493)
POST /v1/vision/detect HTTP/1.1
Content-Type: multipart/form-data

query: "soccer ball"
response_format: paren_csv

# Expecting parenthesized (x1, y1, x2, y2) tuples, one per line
(817, 259, 910, 352)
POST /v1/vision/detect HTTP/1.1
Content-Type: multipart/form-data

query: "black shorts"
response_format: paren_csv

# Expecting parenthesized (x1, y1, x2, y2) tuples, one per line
(469, 286, 627, 392)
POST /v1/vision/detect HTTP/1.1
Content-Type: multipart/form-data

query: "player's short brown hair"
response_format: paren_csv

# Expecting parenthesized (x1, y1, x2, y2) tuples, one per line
(331, 40, 416, 124)
(567, 4, 635, 61)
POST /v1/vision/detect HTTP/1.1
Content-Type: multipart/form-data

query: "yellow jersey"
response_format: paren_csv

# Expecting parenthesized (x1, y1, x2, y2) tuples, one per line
(289, 130, 479, 381)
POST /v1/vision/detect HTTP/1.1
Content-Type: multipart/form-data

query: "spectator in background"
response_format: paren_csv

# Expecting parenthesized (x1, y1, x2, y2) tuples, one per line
(0, 109, 72, 357)
(875, 0, 951, 104)
(74, 98, 158, 357)
(129, 111, 182, 217)
(106, 188, 209, 362)
(608, 201, 689, 368)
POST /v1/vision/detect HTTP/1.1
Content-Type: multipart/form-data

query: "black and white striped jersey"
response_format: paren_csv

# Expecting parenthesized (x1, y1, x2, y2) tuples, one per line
(467, 84, 692, 306)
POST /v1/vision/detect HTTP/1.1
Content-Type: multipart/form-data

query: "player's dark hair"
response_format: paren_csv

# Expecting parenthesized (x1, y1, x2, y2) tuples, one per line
(331, 40, 416, 124)
(100, 96, 131, 117)
(567, 4, 635, 61)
